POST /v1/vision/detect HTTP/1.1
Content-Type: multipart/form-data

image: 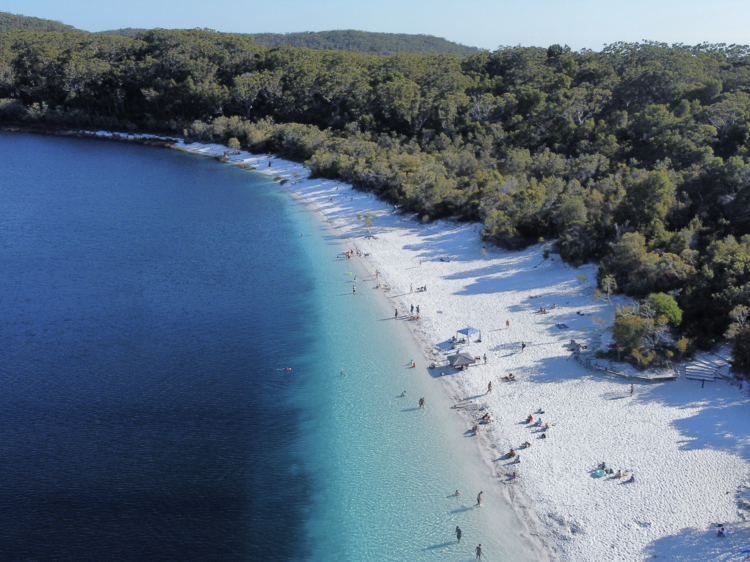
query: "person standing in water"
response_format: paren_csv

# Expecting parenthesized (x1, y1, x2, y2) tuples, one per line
(475, 491, 483, 506)
(455, 526, 462, 543)
(475, 544, 483, 560)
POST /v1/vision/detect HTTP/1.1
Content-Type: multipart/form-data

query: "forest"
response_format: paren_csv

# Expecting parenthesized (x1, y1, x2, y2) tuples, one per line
(101, 29, 482, 56)
(1, 26, 750, 371)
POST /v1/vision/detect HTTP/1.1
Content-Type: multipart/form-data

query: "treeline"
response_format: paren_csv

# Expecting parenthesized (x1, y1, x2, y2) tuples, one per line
(248, 31, 481, 56)
(99, 29, 481, 56)
(1, 28, 750, 369)
(0, 12, 77, 33)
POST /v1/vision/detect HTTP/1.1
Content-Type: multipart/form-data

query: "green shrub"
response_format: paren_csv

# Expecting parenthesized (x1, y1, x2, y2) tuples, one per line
(643, 293, 682, 326)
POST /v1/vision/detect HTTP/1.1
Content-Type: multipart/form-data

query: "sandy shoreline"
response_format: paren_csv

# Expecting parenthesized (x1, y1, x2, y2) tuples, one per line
(81, 132, 750, 560)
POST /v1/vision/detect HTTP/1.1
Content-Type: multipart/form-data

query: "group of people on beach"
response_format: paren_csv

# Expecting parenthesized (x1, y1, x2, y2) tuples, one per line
(596, 462, 635, 482)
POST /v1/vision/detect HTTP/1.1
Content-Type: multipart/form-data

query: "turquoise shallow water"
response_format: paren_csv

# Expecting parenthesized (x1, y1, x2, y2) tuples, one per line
(0, 132, 537, 562)
(274, 182, 538, 562)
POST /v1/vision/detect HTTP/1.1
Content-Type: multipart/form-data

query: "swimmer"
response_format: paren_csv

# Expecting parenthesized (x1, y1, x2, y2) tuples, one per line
(455, 490, 460, 496)
(401, 391, 406, 397)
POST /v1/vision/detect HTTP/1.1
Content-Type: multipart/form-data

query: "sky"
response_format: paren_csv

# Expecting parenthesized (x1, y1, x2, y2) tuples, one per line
(1, 0, 749, 51)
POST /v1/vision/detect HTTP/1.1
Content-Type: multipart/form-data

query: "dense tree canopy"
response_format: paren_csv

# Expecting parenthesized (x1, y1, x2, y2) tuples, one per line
(246, 31, 481, 56)
(2, 28, 750, 363)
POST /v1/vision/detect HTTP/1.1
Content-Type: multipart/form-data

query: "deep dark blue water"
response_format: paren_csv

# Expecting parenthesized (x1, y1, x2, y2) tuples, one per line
(0, 132, 537, 562)
(0, 133, 317, 561)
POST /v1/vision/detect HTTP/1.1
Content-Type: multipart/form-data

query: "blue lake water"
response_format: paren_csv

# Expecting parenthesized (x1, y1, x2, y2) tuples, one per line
(0, 132, 537, 561)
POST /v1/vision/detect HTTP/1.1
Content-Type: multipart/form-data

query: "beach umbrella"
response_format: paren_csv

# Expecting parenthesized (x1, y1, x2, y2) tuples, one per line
(448, 352, 475, 367)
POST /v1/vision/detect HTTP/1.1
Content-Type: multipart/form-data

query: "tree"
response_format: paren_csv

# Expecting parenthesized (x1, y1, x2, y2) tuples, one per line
(231, 70, 282, 118)
(725, 304, 749, 340)
(732, 326, 750, 375)
(617, 170, 675, 230)
(643, 292, 682, 326)
(612, 306, 648, 361)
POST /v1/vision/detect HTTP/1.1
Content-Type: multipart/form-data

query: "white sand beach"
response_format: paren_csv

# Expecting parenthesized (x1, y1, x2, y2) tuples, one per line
(99, 132, 750, 561)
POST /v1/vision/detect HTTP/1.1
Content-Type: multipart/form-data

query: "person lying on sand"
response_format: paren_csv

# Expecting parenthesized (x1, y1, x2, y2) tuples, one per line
(507, 448, 516, 458)
(522, 441, 531, 448)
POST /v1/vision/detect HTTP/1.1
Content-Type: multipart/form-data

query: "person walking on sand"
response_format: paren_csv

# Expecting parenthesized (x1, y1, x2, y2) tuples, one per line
(630, 383, 634, 396)
(475, 544, 483, 560)
(395, 308, 398, 318)
(411, 304, 414, 314)
(410, 283, 413, 293)
(484, 354, 487, 364)
(487, 381, 492, 394)
(506, 319, 509, 328)
(521, 341, 526, 352)
(475, 491, 483, 506)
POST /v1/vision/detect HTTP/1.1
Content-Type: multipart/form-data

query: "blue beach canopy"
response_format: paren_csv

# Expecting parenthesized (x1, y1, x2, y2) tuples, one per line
(457, 326, 480, 337)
